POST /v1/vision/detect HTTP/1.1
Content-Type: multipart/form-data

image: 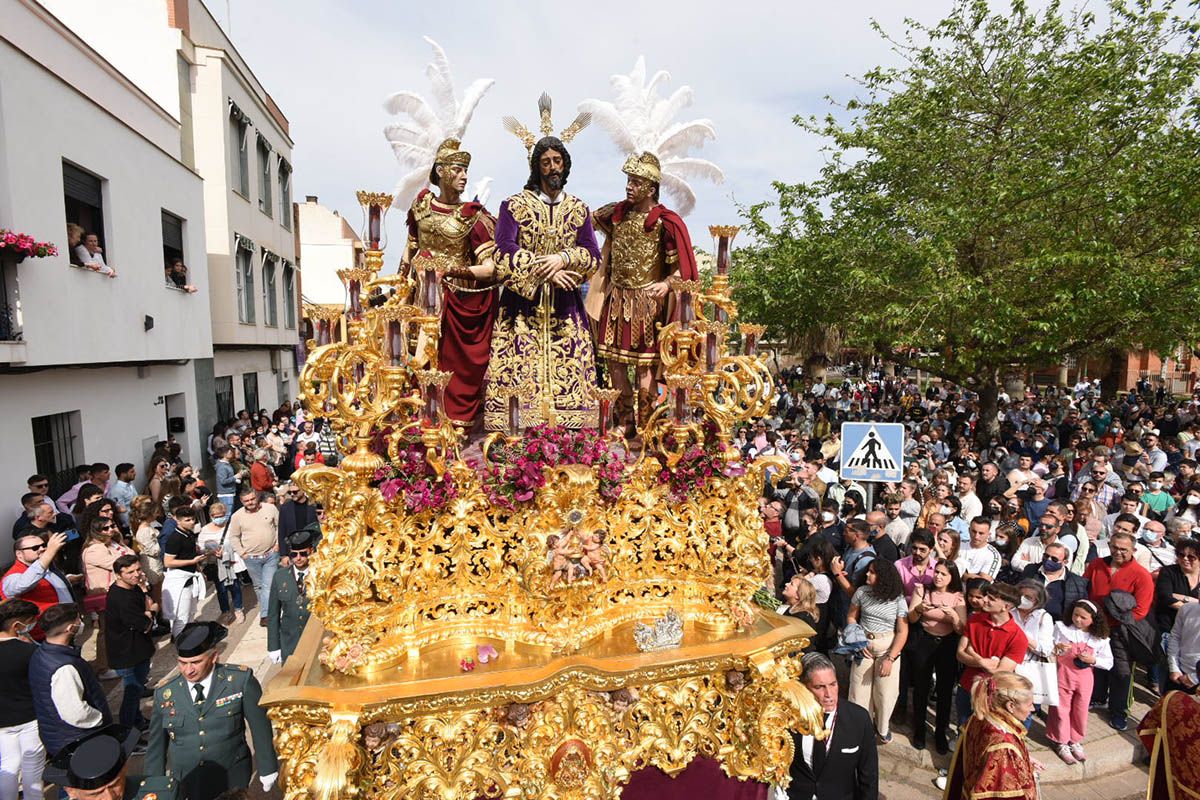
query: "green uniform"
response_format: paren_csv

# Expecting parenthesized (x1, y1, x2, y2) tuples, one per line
(129, 775, 180, 799)
(145, 663, 278, 800)
(267, 566, 310, 661)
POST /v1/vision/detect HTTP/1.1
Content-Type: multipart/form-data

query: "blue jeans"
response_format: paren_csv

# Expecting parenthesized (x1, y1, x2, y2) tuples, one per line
(956, 685, 973, 726)
(215, 576, 244, 613)
(242, 552, 278, 619)
(114, 660, 150, 727)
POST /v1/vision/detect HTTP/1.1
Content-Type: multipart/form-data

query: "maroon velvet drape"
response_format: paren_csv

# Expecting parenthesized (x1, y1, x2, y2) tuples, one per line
(622, 757, 769, 800)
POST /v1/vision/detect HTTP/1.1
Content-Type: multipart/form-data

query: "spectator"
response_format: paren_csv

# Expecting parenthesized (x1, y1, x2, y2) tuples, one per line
(957, 473, 983, 523)
(1, 533, 75, 633)
(1142, 471, 1175, 520)
(1012, 581, 1056, 725)
(104, 463, 137, 529)
(956, 581, 1027, 723)
(28, 604, 111, 758)
(1011, 513, 1077, 571)
(165, 257, 198, 293)
(226, 488, 279, 626)
(785, 652, 878, 800)
(1167, 600, 1200, 692)
(65, 223, 85, 267)
(54, 466, 94, 515)
(1152, 536, 1200, 692)
(906, 559, 965, 753)
(11, 488, 49, 537)
(776, 574, 820, 655)
(72, 233, 115, 277)
(249, 449, 276, 494)
(0, 598, 44, 800)
(294, 420, 320, 450)
(1083, 528, 1154, 731)
(864, 510, 899, 563)
(1135, 519, 1175, 573)
(294, 441, 325, 471)
(1047, 600, 1112, 764)
(197, 502, 244, 626)
(277, 484, 319, 568)
(977, 462, 1010, 507)
(161, 506, 207, 637)
(144, 457, 171, 515)
(935, 527, 961, 567)
(895, 528, 937, 601)
(104, 554, 154, 729)
(1018, 541, 1088, 623)
(129, 495, 164, 609)
(957, 517, 1002, 583)
(80, 515, 135, 681)
(847, 559, 909, 744)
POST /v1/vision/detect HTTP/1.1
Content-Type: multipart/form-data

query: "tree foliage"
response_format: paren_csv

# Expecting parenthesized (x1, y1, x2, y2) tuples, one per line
(733, 0, 1200, 404)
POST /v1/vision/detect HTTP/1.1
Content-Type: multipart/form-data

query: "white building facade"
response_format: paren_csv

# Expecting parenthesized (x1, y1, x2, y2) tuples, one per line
(0, 0, 212, 541)
(295, 195, 362, 307)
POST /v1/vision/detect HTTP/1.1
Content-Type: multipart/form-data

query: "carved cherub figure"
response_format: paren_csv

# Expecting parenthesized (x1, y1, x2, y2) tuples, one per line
(362, 721, 396, 755)
(580, 530, 610, 581)
(724, 669, 747, 693)
(546, 534, 573, 589)
(608, 687, 639, 714)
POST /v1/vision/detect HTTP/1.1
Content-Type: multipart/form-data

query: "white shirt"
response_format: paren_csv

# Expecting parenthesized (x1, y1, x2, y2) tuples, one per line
(956, 544, 1001, 579)
(1054, 622, 1114, 671)
(801, 711, 835, 771)
(186, 670, 217, 705)
(958, 491, 983, 524)
(50, 665, 106, 728)
(1135, 541, 1177, 572)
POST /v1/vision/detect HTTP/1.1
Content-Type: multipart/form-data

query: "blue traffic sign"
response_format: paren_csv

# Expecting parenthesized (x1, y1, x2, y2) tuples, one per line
(839, 422, 906, 483)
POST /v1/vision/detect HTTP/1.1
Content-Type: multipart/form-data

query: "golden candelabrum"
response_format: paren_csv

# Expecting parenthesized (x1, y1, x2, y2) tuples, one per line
(267, 212, 823, 800)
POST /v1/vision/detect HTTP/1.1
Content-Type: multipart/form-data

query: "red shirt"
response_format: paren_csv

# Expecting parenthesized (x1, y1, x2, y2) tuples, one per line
(959, 612, 1028, 691)
(1084, 556, 1154, 623)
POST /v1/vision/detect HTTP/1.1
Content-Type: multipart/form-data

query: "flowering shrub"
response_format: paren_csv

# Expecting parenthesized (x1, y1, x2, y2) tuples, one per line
(373, 444, 457, 513)
(656, 419, 734, 502)
(0, 230, 57, 260)
(481, 424, 628, 509)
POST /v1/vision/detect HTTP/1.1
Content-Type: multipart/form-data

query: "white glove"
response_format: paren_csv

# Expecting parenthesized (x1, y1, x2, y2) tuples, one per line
(268, 650, 282, 664)
(260, 772, 278, 792)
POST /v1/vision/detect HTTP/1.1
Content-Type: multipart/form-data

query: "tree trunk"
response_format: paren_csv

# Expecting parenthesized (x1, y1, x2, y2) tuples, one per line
(805, 354, 829, 381)
(975, 369, 1002, 449)
(1099, 348, 1127, 399)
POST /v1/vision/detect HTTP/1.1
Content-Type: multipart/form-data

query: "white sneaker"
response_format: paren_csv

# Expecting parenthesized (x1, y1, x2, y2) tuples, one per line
(96, 669, 119, 681)
(1070, 742, 1087, 762)
(1055, 743, 1078, 765)
(234, 609, 245, 624)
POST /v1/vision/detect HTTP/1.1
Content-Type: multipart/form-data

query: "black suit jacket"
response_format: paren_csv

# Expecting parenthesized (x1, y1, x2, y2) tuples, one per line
(787, 700, 878, 800)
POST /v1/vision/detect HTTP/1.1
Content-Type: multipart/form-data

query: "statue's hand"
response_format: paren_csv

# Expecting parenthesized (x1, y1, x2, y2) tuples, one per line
(532, 253, 565, 281)
(551, 270, 583, 290)
(647, 281, 670, 300)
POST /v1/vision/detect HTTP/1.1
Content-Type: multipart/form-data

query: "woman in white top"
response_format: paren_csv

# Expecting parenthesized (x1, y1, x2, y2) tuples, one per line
(1013, 580, 1057, 717)
(72, 232, 115, 277)
(128, 496, 164, 608)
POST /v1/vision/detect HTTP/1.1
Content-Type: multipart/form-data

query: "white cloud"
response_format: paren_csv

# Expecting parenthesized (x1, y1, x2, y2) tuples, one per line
(219, 0, 962, 252)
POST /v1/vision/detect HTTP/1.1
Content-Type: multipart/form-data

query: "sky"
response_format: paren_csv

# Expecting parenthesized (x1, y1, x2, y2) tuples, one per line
(217, 1, 968, 255)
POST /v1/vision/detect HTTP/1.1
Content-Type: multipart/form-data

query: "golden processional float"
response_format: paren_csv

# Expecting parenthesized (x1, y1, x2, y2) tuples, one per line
(263, 192, 824, 799)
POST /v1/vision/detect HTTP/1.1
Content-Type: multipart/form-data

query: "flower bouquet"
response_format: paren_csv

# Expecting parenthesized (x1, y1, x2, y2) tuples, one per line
(481, 424, 629, 509)
(655, 419, 735, 502)
(373, 443, 457, 513)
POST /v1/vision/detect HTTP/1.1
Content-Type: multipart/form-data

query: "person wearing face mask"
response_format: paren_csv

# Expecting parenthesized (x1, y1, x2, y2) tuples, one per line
(1018, 542, 1088, 623)
(1012, 581, 1057, 730)
(0, 599, 45, 800)
(1141, 471, 1174, 520)
(1166, 482, 1200, 527)
(28, 604, 112, 759)
(1011, 514, 1077, 572)
(197, 503, 244, 626)
(1135, 520, 1176, 574)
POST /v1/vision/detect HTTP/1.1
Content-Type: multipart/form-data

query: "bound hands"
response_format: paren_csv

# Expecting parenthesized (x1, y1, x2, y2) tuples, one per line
(531, 253, 583, 290)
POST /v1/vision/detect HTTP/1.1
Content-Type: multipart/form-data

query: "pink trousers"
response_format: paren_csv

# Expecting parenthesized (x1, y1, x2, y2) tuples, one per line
(1048, 654, 1093, 744)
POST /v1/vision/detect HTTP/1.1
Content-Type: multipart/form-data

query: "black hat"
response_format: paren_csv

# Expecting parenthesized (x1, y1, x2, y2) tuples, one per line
(174, 620, 227, 657)
(288, 526, 318, 551)
(44, 724, 138, 789)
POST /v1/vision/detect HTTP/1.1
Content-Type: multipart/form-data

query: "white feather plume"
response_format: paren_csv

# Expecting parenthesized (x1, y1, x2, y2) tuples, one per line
(578, 56, 724, 217)
(470, 177, 493, 207)
(382, 38, 496, 211)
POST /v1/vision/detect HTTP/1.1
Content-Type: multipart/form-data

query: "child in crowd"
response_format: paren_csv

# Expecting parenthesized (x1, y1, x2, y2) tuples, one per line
(1047, 599, 1113, 764)
(964, 578, 988, 614)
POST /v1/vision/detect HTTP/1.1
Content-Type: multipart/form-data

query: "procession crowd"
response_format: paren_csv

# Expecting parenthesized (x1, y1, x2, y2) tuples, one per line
(0, 403, 322, 799)
(757, 367, 1200, 799)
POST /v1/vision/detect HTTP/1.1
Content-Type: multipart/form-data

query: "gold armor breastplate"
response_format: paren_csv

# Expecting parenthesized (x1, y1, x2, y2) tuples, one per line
(611, 212, 664, 289)
(411, 194, 472, 272)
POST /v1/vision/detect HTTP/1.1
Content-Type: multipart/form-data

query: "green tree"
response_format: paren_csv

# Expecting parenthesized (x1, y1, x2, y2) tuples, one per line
(733, 0, 1200, 441)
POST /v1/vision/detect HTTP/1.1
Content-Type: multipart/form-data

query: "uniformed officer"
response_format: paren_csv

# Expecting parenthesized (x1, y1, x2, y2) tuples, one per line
(266, 528, 314, 664)
(44, 723, 178, 799)
(145, 622, 278, 800)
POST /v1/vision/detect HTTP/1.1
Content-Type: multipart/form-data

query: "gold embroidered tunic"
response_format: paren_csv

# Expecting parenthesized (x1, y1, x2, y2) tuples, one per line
(484, 190, 602, 431)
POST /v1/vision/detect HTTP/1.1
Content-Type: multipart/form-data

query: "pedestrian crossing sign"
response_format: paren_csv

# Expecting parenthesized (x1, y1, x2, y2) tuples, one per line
(839, 422, 905, 483)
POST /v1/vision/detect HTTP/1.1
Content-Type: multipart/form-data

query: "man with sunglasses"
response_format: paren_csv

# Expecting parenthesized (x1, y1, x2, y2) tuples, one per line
(1018, 542, 1088, 623)
(276, 484, 318, 569)
(266, 529, 316, 664)
(2, 532, 74, 634)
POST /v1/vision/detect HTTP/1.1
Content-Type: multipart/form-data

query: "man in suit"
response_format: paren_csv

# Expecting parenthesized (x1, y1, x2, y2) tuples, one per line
(267, 528, 314, 664)
(145, 622, 278, 800)
(276, 484, 319, 567)
(787, 652, 878, 800)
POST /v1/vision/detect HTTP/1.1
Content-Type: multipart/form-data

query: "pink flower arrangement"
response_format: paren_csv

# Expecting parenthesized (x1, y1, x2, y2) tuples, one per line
(656, 419, 734, 502)
(481, 424, 629, 509)
(0, 229, 57, 260)
(373, 443, 457, 513)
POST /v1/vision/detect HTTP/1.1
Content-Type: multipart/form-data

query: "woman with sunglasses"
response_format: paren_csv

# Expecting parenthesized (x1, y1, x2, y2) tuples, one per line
(1153, 537, 1200, 692)
(80, 516, 137, 680)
